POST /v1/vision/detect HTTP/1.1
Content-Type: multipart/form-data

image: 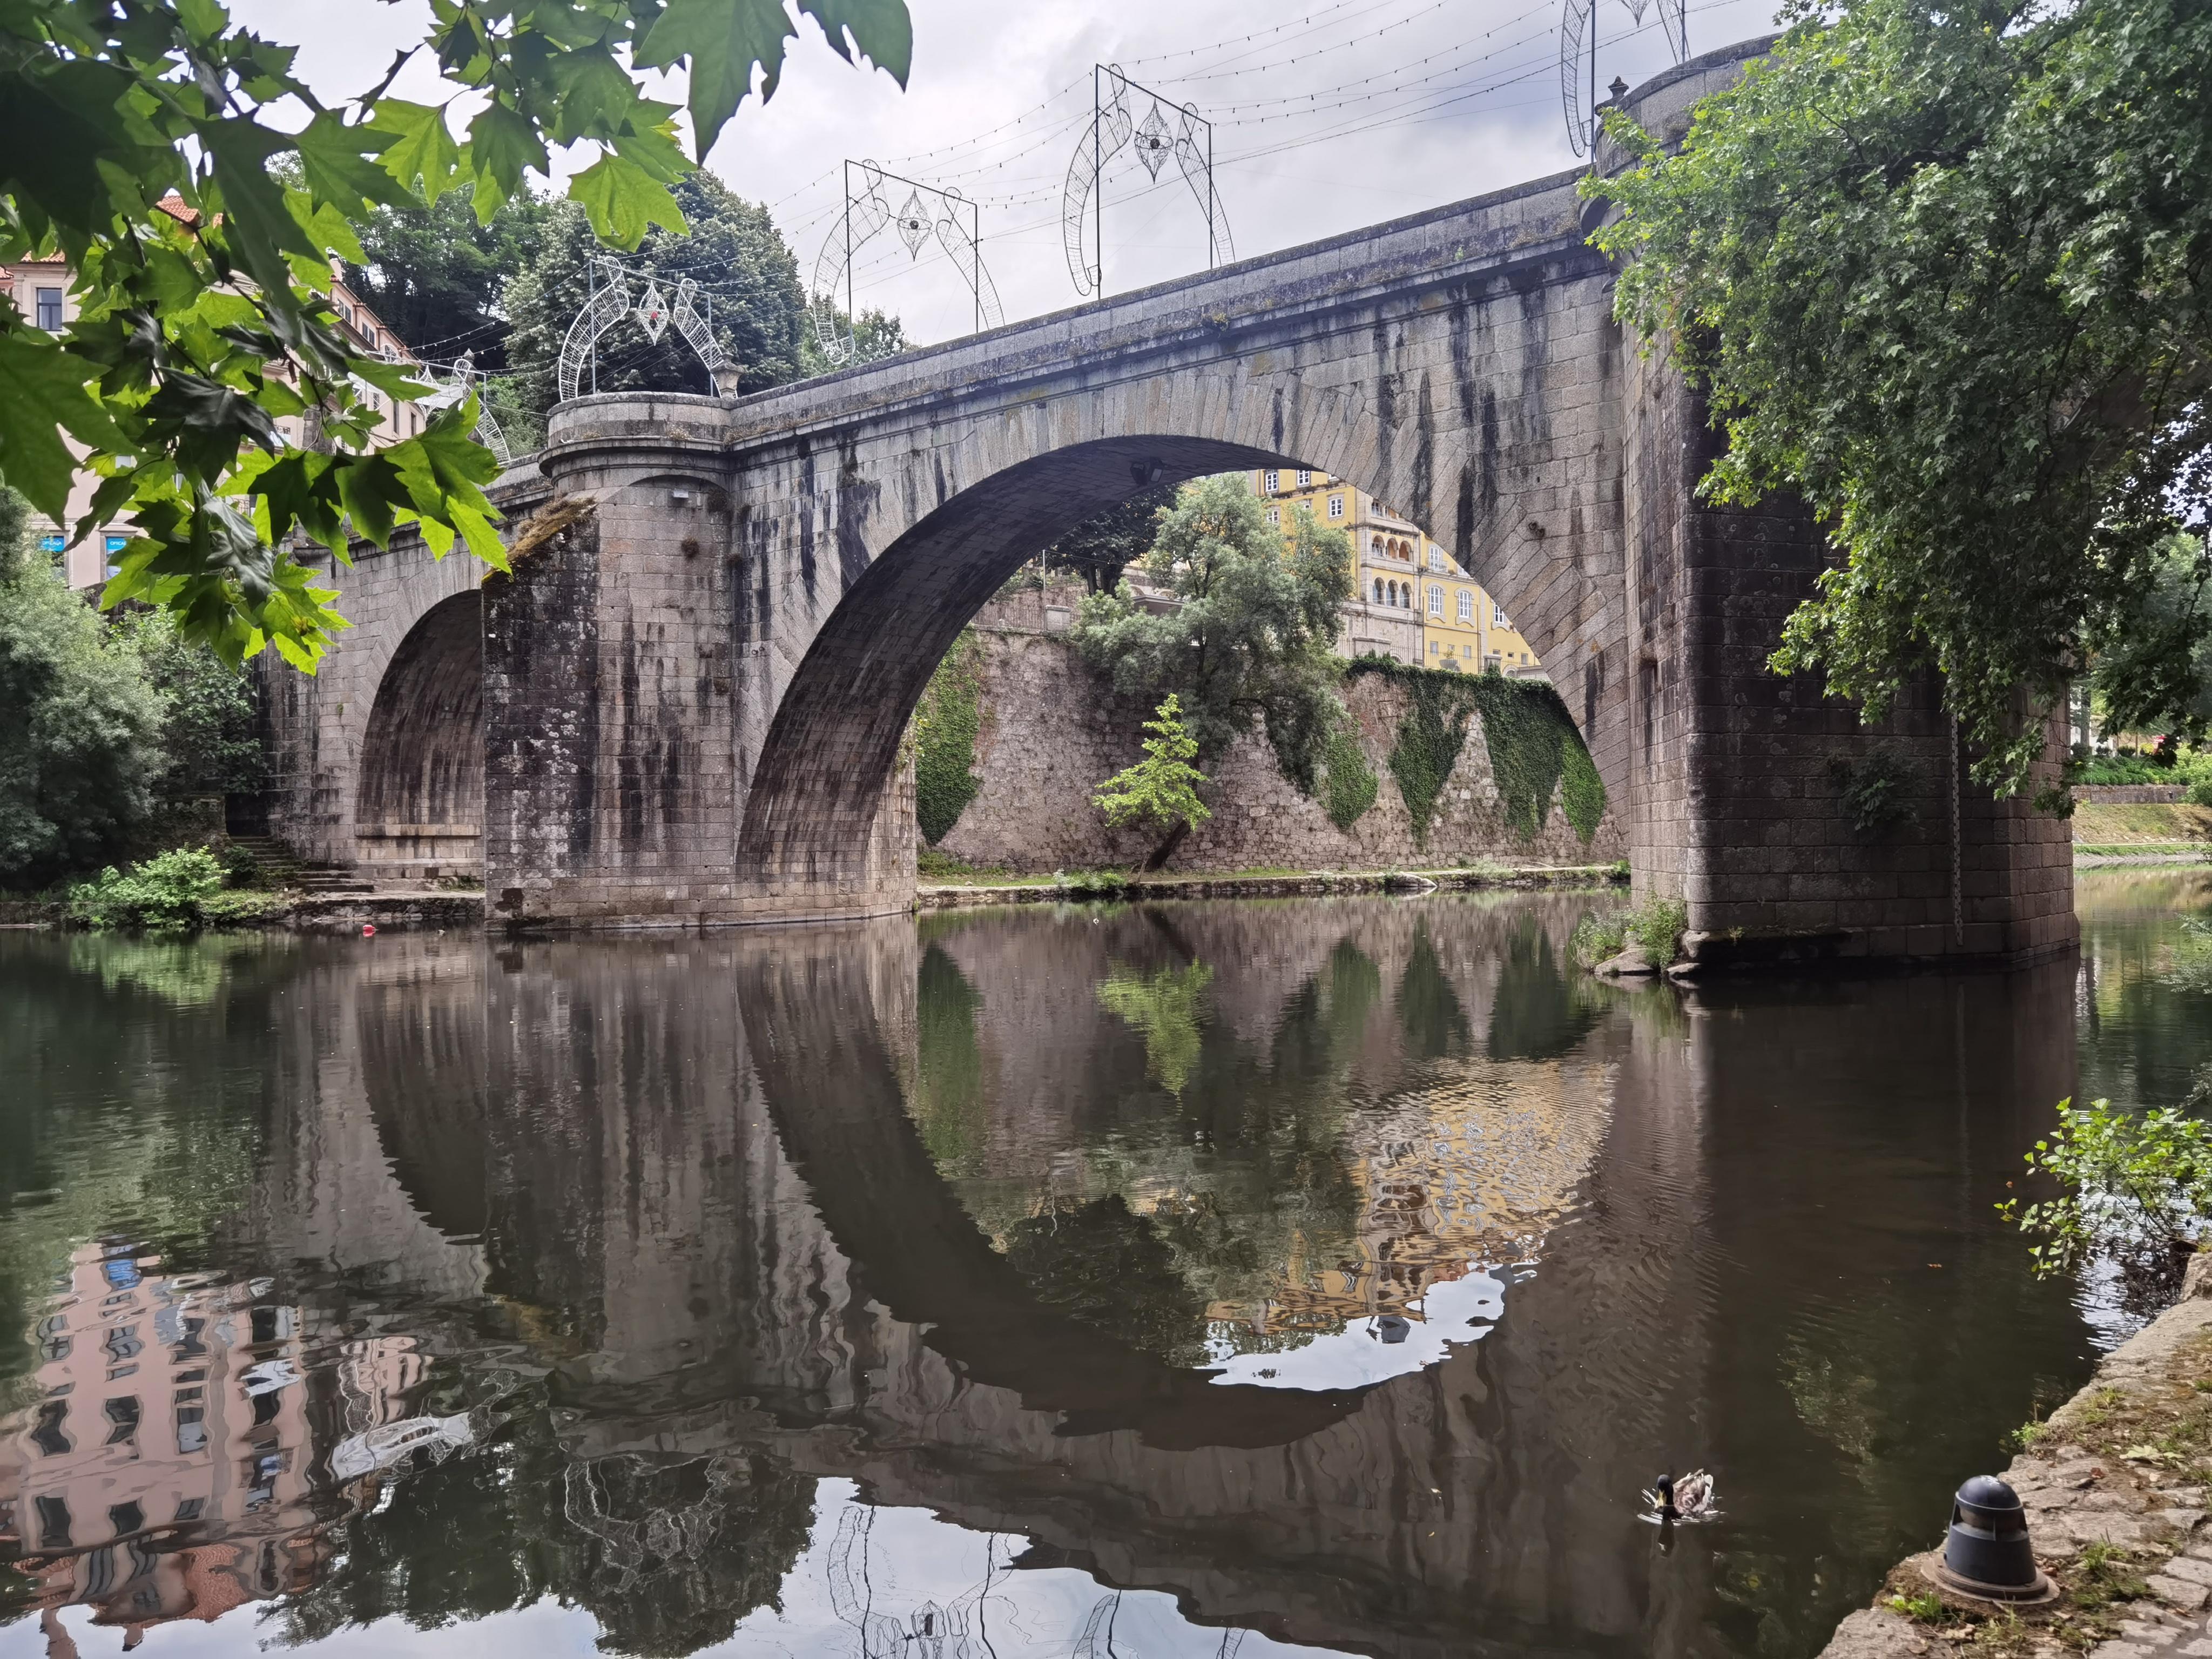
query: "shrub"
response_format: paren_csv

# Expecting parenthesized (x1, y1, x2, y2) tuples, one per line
(1631, 898, 1688, 965)
(1569, 898, 1686, 968)
(66, 847, 278, 933)
(1570, 909, 1630, 967)
(1094, 694, 1212, 866)
(2187, 779, 2212, 807)
(1997, 1097, 2212, 1287)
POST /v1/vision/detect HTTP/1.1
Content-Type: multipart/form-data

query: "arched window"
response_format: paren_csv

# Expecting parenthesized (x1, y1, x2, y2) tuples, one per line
(1458, 589, 1473, 623)
(1372, 579, 1384, 603)
(1428, 584, 1444, 617)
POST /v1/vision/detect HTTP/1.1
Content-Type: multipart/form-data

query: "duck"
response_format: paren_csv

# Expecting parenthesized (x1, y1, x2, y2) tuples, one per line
(1642, 1469, 1716, 1522)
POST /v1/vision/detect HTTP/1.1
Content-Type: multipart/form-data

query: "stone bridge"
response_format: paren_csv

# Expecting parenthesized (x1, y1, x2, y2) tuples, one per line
(265, 37, 2072, 965)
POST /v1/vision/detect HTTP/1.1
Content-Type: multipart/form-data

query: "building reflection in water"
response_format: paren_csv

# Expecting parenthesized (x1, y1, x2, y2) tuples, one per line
(0, 1242, 432, 1645)
(0, 888, 2098, 1659)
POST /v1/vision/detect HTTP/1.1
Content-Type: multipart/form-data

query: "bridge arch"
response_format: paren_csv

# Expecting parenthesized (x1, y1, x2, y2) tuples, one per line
(355, 589, 484, 880)
(730, 425, 1595, 899)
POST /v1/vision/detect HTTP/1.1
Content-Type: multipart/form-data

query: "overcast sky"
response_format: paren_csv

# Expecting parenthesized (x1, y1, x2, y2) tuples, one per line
(241, 0, 1787, 354)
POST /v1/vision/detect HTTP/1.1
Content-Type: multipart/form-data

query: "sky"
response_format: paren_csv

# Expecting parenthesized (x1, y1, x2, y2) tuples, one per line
(237, 0, 1789, 358)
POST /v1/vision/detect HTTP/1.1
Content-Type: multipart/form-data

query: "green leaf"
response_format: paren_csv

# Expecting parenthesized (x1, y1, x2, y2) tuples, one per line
(570, 152, 686, 247)
(635, 0, 797, 158)
(468, 100, 547, 199)
(799, 0, 913, 87)
(294, 111, 412, 213)
(0, 331, 130, 520)
(368, 99, 464, 203)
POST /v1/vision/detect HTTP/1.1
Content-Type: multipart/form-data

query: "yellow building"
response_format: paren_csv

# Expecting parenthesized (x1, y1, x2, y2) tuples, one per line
(1250, 468, 1542, 676)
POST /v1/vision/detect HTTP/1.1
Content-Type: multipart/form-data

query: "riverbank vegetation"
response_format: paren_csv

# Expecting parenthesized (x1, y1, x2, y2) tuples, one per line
(1570, 898, 1688, 970)
(0, 494, 266, 893)
(66, 847, 280, 934)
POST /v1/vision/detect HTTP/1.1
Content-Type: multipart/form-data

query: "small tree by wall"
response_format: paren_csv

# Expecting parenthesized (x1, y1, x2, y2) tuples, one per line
(1094, 694, 1212, 869)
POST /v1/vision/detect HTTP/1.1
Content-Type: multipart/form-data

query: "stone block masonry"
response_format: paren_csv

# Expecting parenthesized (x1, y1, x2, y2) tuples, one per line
(933, 601, 1621, 874)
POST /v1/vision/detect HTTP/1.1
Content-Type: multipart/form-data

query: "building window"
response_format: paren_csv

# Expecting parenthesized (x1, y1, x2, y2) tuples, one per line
(1428, 584, 1443, 617)
(1265, 505, 1279, 525)
(104, 1397, 140, 1446)
(1429, 640, 1439, 655)
(1458, 590, 1473, 623)
(1493, 608, 1512, 633)
(1462, 643, 1473, 658)
(35, 287, 64, 331)
(1372, 579, 1383, 603)
(1327, 494, 1344, 518)
(1429, 548, 1444, 571)
(1295, 469, 1311, 485)
(1263, 470, 1279, 493)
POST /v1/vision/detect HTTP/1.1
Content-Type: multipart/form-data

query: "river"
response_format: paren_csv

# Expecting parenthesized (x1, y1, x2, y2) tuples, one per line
(2, 870, 2207, 1658)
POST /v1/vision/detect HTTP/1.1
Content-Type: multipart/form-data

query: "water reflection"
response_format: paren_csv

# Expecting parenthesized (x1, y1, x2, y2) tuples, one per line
(0, 880, 2180, 1657)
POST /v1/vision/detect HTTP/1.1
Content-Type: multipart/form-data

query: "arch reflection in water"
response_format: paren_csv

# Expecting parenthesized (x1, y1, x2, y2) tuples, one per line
(0, 885, 2099, 1659)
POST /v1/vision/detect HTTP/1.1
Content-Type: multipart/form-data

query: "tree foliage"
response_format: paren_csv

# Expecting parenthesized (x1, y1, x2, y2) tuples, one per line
(797, 302, 910, 377)
(0, 0, 910, 670)
(1074, 477, 1353, 791)
(343, 188, 553, 374)
(1589, 0, 2212, 795)
(501, 172, 812, 434)
(0, 493, 165, 888)
(1044, 481, 1179, 592)
(2092, 534, 2212, 740)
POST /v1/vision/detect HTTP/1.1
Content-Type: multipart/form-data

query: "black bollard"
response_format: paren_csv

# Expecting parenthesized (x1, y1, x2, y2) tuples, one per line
(1934, 1476, 2053, 1602)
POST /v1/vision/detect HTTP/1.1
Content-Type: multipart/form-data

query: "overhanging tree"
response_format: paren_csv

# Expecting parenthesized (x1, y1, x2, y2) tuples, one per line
(1587, 0, 2212, 796)
(0, 0, 911, 671)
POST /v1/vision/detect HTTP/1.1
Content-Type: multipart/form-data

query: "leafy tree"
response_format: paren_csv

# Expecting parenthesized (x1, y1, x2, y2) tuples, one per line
(0, 0, 911, 669)
(1044, 481, 1179, 592)
(501, 172, 813, 434)
(1093, 693, 1212, 867)
(1589, 0, 2212, 795)
(798, 302, 911, 377)
(110, 607, 268, 808)
(2090, 533, 2212, 740)
(1075, 478, 1354, 791)
(0, 491, 164, 889)
(343, 188, 555, 372)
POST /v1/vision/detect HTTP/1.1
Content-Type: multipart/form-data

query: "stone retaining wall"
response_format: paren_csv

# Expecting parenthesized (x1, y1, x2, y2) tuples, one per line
(931, 590, 1625, 875)
(2079, 786, 2189, 805)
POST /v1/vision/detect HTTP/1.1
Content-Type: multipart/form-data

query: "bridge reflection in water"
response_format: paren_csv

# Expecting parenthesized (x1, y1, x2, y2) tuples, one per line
(0, 894, 2088, 1658)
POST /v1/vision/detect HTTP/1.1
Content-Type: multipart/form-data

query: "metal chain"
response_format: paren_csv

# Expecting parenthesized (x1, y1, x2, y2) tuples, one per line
(1950, 710, 1963, 946)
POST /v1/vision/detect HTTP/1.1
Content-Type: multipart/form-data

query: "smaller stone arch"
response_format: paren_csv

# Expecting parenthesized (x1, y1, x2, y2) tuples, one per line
(355, 590, 483, 881)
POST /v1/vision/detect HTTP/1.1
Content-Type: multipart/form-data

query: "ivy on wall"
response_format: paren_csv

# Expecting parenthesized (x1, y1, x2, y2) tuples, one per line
(1348, 657, 1608, 847)
(1322, 723, 1379, 831)
(915, 629, 985, 846)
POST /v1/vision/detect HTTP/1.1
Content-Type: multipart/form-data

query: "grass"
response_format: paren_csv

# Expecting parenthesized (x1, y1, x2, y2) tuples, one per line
(2076, 842, 2208, 859)
(2072, 801, 2212, 847)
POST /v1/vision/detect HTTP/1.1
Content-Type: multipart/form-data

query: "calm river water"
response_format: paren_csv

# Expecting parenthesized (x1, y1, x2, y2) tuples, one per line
(3, 871, 2209, 1659)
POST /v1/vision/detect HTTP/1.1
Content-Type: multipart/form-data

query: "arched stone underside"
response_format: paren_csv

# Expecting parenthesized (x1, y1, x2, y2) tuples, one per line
(355, 590, 485, 879)
(264, 39, 2072, 966)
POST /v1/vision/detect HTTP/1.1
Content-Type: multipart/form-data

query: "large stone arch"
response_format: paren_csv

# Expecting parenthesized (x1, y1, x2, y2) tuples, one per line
(354, 589, 485, 879)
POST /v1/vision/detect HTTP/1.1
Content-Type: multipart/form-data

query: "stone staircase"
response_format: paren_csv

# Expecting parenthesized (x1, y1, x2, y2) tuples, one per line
(225, 835, 377, 895)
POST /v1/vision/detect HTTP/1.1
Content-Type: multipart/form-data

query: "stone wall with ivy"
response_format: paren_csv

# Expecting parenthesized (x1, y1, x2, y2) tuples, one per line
(924, 603, 1622, 873)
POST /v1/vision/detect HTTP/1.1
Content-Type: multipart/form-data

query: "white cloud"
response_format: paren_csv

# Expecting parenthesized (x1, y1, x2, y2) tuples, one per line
(235, 0, 1785, 348)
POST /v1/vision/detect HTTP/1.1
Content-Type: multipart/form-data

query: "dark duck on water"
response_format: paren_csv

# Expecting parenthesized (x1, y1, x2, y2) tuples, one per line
(1642, 1471, 1716, 1522)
